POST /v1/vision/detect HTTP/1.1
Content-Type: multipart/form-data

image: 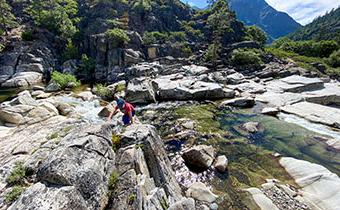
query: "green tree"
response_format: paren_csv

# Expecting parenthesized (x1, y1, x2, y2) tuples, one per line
(246, 26, 267, 46)
(0, 0, 17, 35)
(26, 0, 79, 40)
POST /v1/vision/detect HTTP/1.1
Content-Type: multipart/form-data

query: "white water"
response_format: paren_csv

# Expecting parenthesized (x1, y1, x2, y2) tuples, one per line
(279, 113, 340, 141)
(56, 95, 105, 123)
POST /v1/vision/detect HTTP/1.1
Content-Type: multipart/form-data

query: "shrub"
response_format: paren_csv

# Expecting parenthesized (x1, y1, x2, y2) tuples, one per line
(21, 30, 34, 41)
(108, 171, 119, 194)
(111, 134, 121, 151)
(143, 31, 169, 45)
(246, 26, 267, 46)
(6, 162, 26, 186)
(169, 31, 187, 42)
(326, 49, 340, 68)
(231, 48, 263, 66)
(95, 84, 112, 99)
(0, 29, 4, 36)
(5, 186, 25, 203)
(204, 43, 221, 62)
(105, 28, 130, 47)
(133, 0, 152, 13)
(51, 71, 80, 89)
(62, 39, 78, 61)
(79, 54, 95, 74)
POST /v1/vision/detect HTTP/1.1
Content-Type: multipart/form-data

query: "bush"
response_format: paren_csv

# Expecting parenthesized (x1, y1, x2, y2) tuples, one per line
(204, 43, 221, 62)
(246, 26, 267, 46)
(94, 84, 112, 99)
(169, 31, 187, 42)
(272, 39, 339, 58)
(326, 49, 340, 68)
(21, 30, 34, 41)
(5, 186, 25, 203)
(108, 171, 119, 193)
(231, 48, 263, 66)
(62, 39, 78, 61)
(78, 54, 95, 74)
(105, 28, 130, 47)
(6, 162, 26, 186)
(143, 31, 169, 45)
(0, 29, 4, 36)
(133, 0, 152, 13)
(51, 71, 80, 89)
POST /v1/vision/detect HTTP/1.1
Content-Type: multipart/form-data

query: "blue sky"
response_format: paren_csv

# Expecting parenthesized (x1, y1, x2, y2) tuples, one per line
(182, 0, 340, 25)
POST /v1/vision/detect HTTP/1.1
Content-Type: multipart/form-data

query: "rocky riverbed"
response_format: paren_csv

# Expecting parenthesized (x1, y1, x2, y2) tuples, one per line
(0, 61, 340, 210)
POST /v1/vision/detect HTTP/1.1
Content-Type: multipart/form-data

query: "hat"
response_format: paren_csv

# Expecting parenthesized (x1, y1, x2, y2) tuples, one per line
(116, 98, 125, 109)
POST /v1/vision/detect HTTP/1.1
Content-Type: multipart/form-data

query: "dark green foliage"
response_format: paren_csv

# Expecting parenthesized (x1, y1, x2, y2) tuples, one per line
(326, 49, 340, 68)
(0, 0, 17, 34)
(79, 54, 95, 74)
(272, 38, 339, 58)
(143, 31, 169, 45)
(168, 31, 187, 42)
(62, 39, 78, 61)
(6, 162, 26, 186)
(51, 71, 80, 89)
(206, 0, 235, 42)
(288, 7, 340, 43)
(26, 0, 79, 40)
(5, 186, 25, 203)
(204, 43, 221, 62)
(246, 26, 267, 45)
(21, 30, 34, 41)
(230, 48, 263, 66)
(105, 28, 130, 47)
(133, 0, 152, 14)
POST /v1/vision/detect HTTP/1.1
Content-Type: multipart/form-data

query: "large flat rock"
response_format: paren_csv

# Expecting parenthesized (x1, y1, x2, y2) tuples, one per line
(153, 74, 234, 101)
(281, 102, 340, 128)
(266, 75, 324, 93)
(280, 157, 340, 210)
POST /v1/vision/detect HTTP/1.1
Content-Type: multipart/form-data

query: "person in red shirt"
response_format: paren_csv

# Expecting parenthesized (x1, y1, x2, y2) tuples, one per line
(107, 98, 135, 125)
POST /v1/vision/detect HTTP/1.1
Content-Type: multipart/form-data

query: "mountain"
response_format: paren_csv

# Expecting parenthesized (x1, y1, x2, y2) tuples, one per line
(228, 0, 301, 41)
(287, 7, 340, 43)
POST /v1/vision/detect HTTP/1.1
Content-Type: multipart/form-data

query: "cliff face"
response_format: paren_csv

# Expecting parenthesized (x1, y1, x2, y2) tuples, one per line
(228, 0, 301, 40)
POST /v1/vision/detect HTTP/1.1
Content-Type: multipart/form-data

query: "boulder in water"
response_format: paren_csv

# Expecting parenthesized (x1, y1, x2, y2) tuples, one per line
(182, 145, 215, 169)
(186, 182, 218, 203)
(220, 97, 255, 108)
(214, 155, 228, 172)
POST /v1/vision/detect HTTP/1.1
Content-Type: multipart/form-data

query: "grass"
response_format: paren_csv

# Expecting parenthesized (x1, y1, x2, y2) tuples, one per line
(47, 132, 59, 140)
(108, 171, 119, 195)
(6, 162, 26, 186)
(128, 192, 136, 205)
(5, 186, 25, 203)
(112, 134, 121, 151)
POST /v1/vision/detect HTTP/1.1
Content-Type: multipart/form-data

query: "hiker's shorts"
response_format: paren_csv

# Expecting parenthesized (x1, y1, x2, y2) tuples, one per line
(122, 111, 135, 125)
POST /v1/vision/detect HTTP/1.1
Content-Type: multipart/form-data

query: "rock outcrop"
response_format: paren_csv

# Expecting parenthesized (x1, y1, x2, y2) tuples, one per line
(280, 157, 340, 210)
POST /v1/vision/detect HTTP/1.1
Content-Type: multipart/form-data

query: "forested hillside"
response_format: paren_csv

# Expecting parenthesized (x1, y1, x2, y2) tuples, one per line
(288, 7, 340, 43)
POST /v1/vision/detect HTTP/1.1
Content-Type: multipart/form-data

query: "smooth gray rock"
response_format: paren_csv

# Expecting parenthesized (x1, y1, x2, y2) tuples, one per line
(168, 198, 195, 210)
(8, 183, 89, 210)
(125, 77, 156, 104)
(1, 72, 43, 88)
(35, 124, 115, 209)
(16, 63, 44, 73)
(186, 182, 218, 203)
(261, 107, 279, 116)
(214, 155, 228, 172)
(45, 82, 61, 92)
(10, 91, 38, 106)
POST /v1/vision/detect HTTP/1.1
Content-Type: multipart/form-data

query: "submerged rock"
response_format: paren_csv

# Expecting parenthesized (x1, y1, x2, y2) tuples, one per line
(213, 155, 228, 172)
(186, 182, 218, 203)
(241, 122, 260, 133)
(182, 145, 215, 169)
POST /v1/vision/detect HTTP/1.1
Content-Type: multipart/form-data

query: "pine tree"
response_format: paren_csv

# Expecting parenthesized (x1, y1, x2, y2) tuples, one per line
(0, 0, 17, 35)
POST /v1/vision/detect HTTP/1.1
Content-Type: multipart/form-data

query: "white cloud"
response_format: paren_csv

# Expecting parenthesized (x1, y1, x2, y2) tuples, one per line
(266, 0, 340, 25)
